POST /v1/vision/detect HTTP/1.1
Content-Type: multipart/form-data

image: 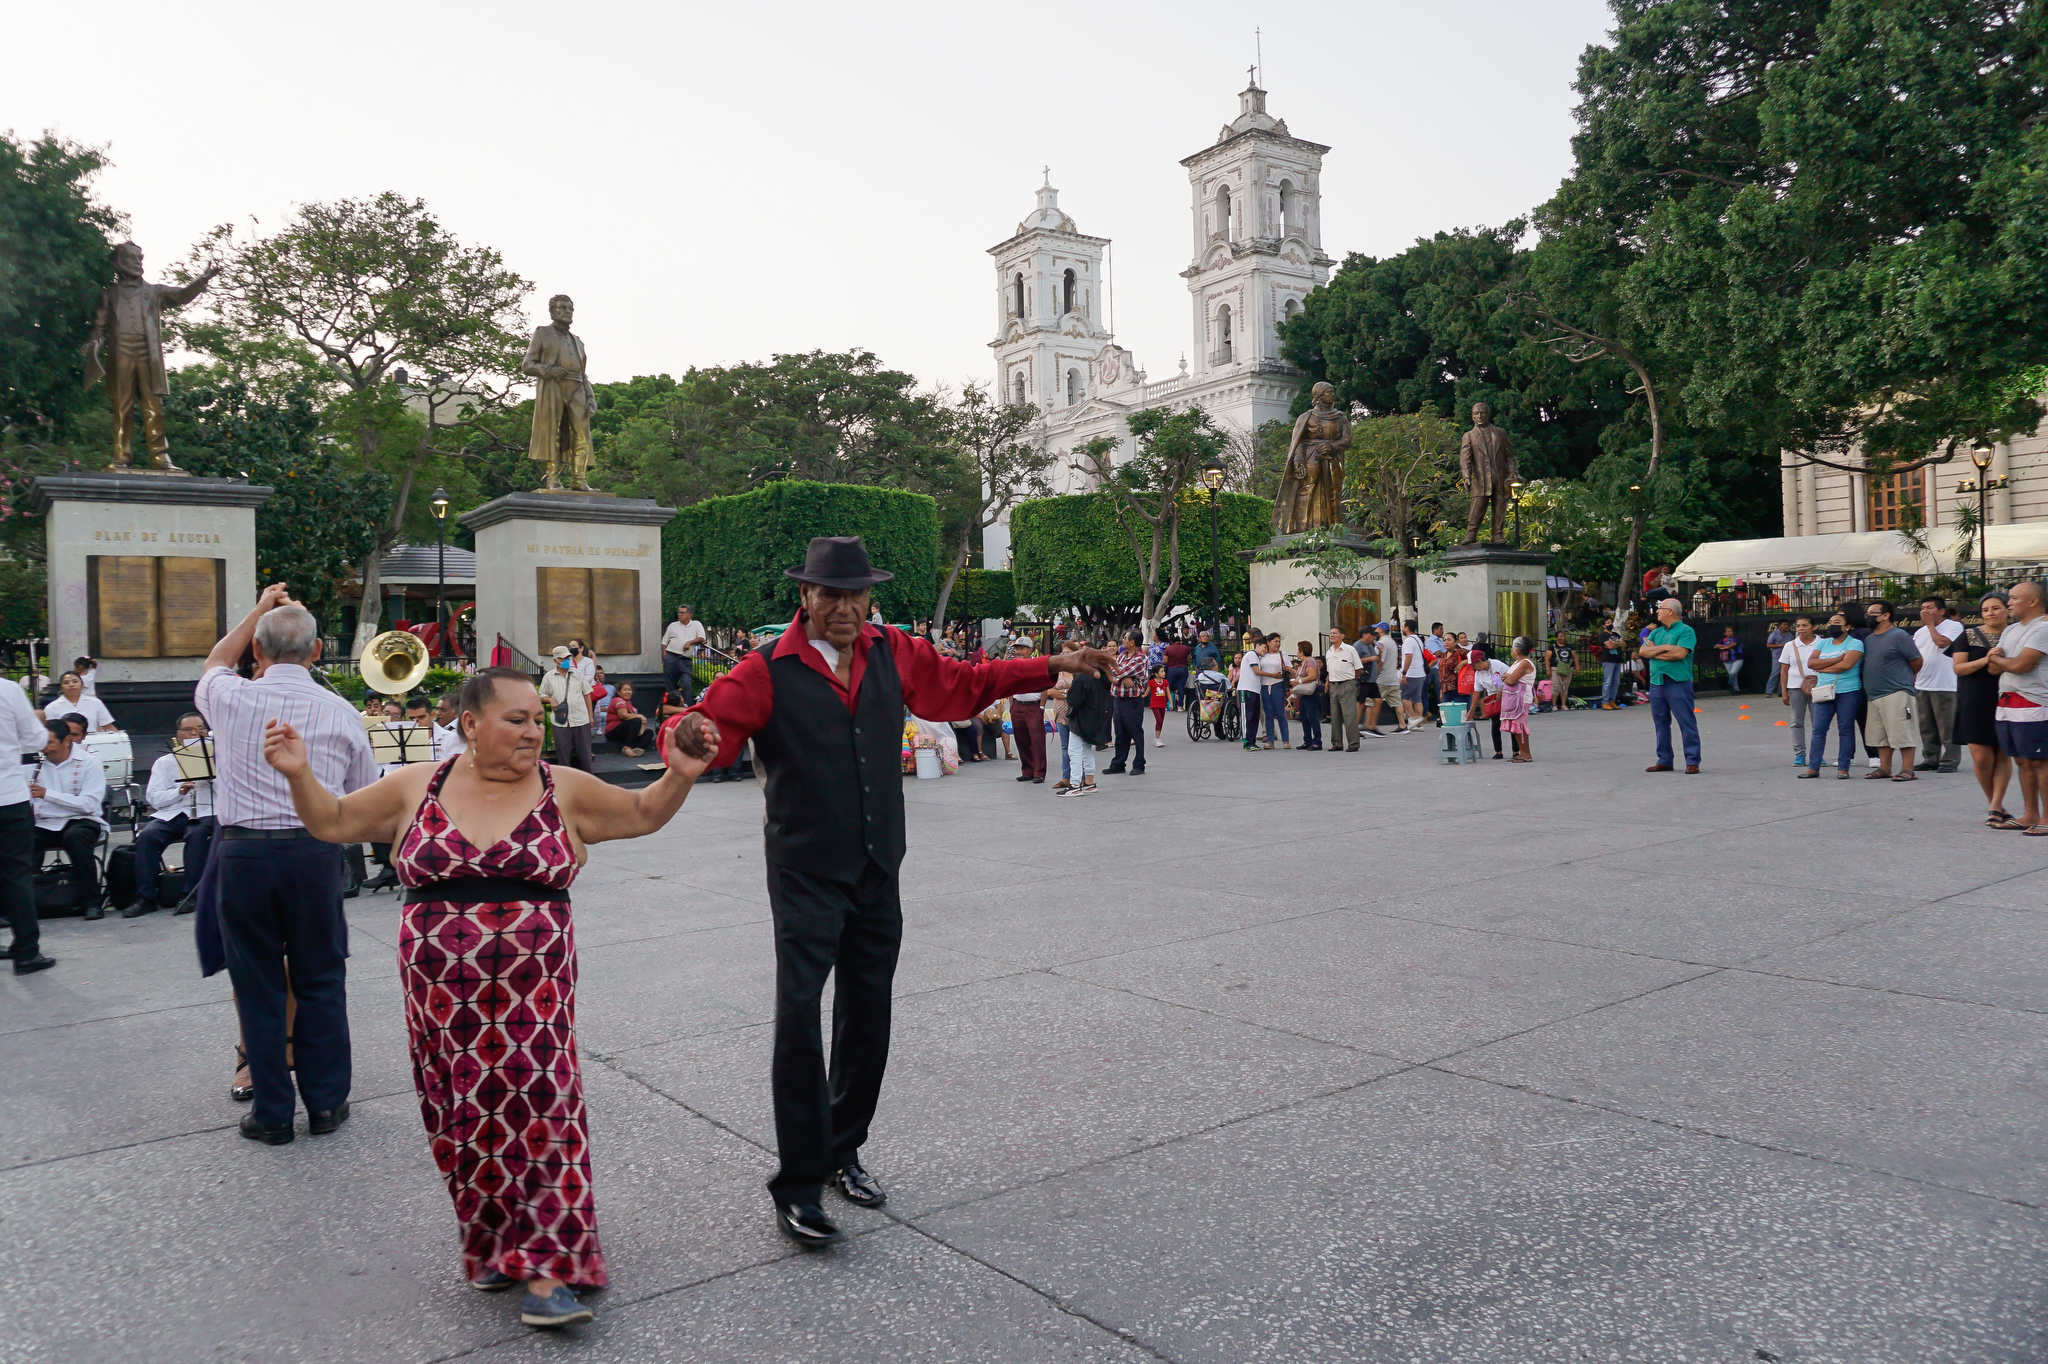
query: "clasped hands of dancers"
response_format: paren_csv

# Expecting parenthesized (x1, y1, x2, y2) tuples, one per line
(241, 538, 1110, 1333)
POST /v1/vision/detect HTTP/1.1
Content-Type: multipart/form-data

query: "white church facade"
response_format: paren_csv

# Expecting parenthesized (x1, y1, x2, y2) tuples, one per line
(982, 80, 1334, 568)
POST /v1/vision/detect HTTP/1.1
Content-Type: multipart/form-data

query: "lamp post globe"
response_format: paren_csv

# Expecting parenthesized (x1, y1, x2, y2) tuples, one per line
(429, 486, 450, 662)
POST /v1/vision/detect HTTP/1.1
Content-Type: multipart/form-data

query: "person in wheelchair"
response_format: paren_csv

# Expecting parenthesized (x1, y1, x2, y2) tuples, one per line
(31, 717, 106, 919)
(120, 712, 215, 918)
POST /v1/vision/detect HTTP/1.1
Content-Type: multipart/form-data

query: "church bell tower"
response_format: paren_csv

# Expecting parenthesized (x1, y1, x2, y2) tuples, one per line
(988, 173, 1111, 414)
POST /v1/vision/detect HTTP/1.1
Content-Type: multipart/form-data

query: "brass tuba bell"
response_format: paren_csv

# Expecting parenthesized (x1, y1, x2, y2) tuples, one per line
(359, 629, 430, 695)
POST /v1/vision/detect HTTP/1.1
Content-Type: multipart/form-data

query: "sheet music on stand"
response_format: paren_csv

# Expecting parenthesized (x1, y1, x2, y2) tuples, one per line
(369, 721, 435, 767)
(172, 736, 217, 783)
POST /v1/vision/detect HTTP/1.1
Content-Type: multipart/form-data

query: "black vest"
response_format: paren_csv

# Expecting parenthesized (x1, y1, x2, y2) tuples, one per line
(752, 632, 907, 880)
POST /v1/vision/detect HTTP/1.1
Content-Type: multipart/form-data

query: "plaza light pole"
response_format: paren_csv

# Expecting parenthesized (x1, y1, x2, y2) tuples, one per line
(429, 486, 450, 661)
(1967, 441, 1997, 589)
(1202, 456, 1225, 647)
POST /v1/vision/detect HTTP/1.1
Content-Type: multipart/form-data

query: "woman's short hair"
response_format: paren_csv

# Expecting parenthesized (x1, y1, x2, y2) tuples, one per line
(58, 671, 81, 687)
(457, 666, 539, 722)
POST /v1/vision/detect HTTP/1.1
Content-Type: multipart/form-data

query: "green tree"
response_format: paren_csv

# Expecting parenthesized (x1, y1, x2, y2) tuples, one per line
(1343, 411, 1466, 619)
(0, 134, 123, 440)
(931, 383, 1052, 627)
(162, 370, 391, 628)
(1074, 406, 1230, 638)
(178, 192, 531, 654)
(1010, 490, 1270, 627)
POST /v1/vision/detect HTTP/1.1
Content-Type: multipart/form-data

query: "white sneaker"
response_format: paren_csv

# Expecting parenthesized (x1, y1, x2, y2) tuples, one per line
(1153, 738, 1164, 748)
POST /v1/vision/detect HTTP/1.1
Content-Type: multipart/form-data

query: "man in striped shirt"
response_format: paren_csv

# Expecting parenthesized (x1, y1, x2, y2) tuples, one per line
(197, 584, 376, 1145)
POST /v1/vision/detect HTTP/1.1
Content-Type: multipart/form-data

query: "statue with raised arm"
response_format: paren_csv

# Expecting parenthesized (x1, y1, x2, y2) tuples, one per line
(1272, 381, 1350, 534)
(524, 293, 597, 492)
(80, 242, 219, 472)
(1459, 401, 1520, 544)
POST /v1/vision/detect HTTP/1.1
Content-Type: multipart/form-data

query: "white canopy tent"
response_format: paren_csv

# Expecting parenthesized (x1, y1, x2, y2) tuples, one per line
(1675, 523, 2048, 581)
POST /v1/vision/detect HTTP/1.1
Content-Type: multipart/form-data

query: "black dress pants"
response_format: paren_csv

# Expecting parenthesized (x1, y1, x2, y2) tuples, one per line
(0, 801, 36, 961)
(134, 813, 214, 904)
(36, 819, 101, 907)
(220, 835, 350, 1127)
(1111, 696, 1148, 772)
(764, 858, 902, 1203)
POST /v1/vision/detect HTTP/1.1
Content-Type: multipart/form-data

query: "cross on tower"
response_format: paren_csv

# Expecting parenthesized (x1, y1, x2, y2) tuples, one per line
(1041, 164, 1051, 187)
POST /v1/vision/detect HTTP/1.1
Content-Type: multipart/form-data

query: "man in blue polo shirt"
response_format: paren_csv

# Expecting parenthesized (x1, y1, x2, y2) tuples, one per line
(1639, 596, 1701, 773)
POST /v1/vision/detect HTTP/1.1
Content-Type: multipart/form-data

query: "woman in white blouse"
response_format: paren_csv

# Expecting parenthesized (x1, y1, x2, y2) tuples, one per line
(43, 672, 116, 732)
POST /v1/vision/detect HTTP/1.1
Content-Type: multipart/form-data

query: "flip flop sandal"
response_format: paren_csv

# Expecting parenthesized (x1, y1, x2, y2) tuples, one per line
(2025, 825, 2048, 837)
(1863, 770, 1892, 779)
(1891, 773, 1917, 782)
(1989, 815, 2028, 830)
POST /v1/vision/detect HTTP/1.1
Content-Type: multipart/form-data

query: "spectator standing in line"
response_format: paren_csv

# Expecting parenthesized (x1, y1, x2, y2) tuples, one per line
(1800, 612, 1865, 779)
(1466, 645, 1509, 759)
(0, 669, 51, 973)
(1951, 592, 2014, 825)
(1987, 579, 2048, 834)
(1105, 629, 1150, 775)
(1597, 628, 1627, 709)
(1639, 597, 1701, 774)
(539, 645, 595, 772)
(1859, 600, 1922, 780)
(1324, 627, 1362, 752)
(1256, 633, 1291, 749)
(1777, 616, 1820, 768)
(1162, 634, 1192, 710)
(1009, 637, 1047, 784)
(1236, 643, 1264, 752)
(1715, 626, 1744, 693)
(1397, 626, 1428, 733)
(1044, 645, 1074, 792)
(661, 606, 707, 705)
(1764, 621, 1790, 696)
(1542, 636, 1575, 712)
(1913, 596, 1964, 772)
(1291, 641, 1323, 751)
(1501, 637, 1538, 762)
(1365, 623, 1401, 737)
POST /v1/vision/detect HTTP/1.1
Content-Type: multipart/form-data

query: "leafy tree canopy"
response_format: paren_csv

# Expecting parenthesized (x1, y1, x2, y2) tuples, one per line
(0, 133, 123, 439)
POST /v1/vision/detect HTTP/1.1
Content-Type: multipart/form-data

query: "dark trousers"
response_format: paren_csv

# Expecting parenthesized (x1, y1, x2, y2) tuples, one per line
(0, 801, 36, 960)
(765, 858, 902, 1202)
(220, 836, 350, 1127)
(663, 652, 699, 704)
(607, 715, 653, 749)
(1166, 666, 1189, 708)
(36, 820, 101, 907)
(1111, 696, 1148, 772)
(134, 813, 214, 903)
(1298, 688, 1323, 748)
(1012, 701, 1045, 778)
(1649, 679, 1702, 767)
(554, 721, 593, 772)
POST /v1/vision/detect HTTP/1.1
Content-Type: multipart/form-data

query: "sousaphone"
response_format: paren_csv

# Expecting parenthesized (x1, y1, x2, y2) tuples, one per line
(360, 629, 430, 695)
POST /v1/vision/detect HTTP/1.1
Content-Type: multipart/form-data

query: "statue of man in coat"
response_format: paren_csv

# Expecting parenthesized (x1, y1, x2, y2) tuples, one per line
(1459, 402, 1520, 544)
(523, 294, 596, 492)
(80, 242, 220, 472)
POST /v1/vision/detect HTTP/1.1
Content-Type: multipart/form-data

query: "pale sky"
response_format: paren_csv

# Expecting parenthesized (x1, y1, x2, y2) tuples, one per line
(7, 0, 1614, 395)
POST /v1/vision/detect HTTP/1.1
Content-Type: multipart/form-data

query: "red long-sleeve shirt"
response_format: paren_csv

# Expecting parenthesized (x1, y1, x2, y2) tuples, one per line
(660, 616, 1056, 769)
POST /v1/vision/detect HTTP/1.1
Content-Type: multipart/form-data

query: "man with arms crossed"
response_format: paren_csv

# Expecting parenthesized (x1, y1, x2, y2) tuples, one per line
(1988, 580, 2048, 833)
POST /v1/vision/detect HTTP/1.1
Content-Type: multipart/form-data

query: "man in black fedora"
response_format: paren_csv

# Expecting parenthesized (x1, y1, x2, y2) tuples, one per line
(664, 536, 1111, 1247)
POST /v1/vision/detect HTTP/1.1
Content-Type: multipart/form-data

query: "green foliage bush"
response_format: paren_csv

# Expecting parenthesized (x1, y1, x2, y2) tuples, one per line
(664, 481, 940, 627)
(1010, 492, 1272, 618)
(948, 569, 1015, 622)
(319, 663, 470, 706)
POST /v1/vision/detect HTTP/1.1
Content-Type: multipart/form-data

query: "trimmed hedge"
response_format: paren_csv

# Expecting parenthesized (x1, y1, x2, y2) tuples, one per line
(947, 568, 1016, 622)
(1010, 492, 1272, 617)
(664, 481, 941, 627)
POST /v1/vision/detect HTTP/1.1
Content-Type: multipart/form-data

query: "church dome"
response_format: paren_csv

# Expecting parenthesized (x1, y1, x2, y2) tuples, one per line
(1218, 82, 1290, 142)
(1018, 176, 1078, 234)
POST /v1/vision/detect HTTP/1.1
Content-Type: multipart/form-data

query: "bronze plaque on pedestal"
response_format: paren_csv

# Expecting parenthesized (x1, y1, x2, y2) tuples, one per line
(158, 557, 226, 656)
(88, 556, 161, 658)
(591, 568, 640, 656)
(537, 566, 593, 651)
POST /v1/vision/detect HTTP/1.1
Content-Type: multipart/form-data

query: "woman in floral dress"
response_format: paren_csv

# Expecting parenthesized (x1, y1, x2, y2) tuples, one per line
(262, 667, 717, 1331)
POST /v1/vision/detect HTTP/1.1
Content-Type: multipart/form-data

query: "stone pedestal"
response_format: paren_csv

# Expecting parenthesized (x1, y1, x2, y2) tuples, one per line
(1246, 533, 1393, 644)
(461, 492, 675, 674)
(1415, 544, 1550, 647)
(32, 473, 273, 685)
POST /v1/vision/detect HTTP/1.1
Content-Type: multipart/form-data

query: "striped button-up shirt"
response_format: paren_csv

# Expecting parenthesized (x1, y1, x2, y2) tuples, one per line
(1112, 648, 1150, 699)
(195, 664, 376, 829)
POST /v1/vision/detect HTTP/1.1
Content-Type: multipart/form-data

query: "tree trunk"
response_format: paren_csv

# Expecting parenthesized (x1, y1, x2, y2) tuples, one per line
(933, 536, 970, 633)
(1612, 368, 1663, 632)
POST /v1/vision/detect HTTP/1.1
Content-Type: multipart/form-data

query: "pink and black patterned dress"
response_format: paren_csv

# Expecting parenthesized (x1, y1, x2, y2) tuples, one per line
(394, 758, 604, 1288)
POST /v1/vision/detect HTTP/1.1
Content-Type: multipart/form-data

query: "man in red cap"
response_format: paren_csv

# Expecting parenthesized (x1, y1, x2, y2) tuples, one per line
(663, 536, 1111, 1248)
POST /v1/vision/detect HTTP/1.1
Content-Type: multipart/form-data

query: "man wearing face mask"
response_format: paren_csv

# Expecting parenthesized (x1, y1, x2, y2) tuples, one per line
(663, 538, 1113, 1250)
(538, 645, 594, 771)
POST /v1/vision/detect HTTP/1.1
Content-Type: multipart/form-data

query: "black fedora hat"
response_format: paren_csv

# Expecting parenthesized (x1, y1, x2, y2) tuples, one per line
(784, 535, 894, 589)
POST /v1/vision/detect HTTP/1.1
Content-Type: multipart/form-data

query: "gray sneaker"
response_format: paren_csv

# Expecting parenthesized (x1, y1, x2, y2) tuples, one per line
(521, 1284, 593, 1328)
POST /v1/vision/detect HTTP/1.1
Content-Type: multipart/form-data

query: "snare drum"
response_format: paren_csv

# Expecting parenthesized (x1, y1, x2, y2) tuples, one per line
(83, 730, 133, 786)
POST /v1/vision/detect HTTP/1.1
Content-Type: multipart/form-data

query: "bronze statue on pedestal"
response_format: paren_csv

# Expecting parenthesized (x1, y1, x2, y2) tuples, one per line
(80, 243, 219, 472)
(1273, 381, 1350, 534)
(1459, 402, 1519, 544)
(524, 294, 596, 492)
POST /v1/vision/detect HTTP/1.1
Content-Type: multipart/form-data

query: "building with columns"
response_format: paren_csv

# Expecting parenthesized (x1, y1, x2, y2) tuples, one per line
(982, 79, 1333, 568)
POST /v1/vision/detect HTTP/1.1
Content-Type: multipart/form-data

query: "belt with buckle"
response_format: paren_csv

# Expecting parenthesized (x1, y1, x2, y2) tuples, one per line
(220, 825, 314, 841)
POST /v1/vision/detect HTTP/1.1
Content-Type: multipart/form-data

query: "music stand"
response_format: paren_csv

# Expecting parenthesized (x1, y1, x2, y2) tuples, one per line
(369, 721, 435, 767)
(172, 736, 217, 783)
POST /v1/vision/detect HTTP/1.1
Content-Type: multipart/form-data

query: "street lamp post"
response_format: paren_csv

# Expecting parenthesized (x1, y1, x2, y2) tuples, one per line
(429, 486, 450, 661)
(1202, 457, 1226, 648)
(1968, 442, 1995, 589)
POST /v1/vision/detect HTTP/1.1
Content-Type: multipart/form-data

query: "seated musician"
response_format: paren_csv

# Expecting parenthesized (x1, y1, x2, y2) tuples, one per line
(31, 718, 107, 918)
(120, 712, 215, 918)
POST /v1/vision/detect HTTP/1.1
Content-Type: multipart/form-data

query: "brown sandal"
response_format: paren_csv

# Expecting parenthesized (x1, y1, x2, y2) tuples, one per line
(1989, 815, 2027, 830)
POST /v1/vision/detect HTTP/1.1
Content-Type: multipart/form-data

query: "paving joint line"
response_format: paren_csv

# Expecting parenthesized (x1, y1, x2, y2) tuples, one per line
(0, 1084, 419, 1174)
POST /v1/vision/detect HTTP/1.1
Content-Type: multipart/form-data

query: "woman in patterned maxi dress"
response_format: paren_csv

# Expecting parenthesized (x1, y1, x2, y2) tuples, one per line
(262, 666, 718, 1331)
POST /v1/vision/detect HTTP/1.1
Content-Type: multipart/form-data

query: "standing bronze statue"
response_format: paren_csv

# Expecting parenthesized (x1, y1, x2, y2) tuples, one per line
(1459, 402, 1520, 544)
(80, 243, 219, 472)
(524, 294, 596, 492)
(1273, 381, 1350, 534)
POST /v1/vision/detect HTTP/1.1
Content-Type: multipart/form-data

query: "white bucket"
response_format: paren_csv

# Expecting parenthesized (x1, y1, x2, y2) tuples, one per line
(914, 747, 941, 780)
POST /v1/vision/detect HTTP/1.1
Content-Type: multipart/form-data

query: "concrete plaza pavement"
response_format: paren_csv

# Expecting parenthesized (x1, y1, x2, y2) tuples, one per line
(2, 696, 2044, 1362)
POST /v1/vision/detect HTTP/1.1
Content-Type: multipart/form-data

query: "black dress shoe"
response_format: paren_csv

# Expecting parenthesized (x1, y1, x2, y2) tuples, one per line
(120, 899, 157, 919)
(307, 1101, 350, 1135)
(82, 903, 104, 921)
(173, 893, 198, 916)
(1015, 773, 1033, 782)
(834, 1161, 887, 1208)
(773, 1200, 844, 1248)
(363, 870, 398, 893)
(239, 1114, 294, 1145)
(12, 954, 55, 976)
